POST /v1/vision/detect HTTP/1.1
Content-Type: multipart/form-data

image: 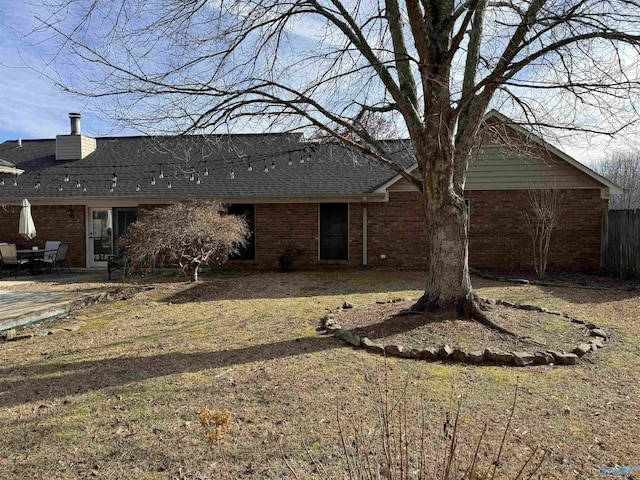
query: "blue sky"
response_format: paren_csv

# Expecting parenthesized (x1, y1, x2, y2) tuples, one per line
(0, 1, 136, 142)
(0, 0, 634, 164)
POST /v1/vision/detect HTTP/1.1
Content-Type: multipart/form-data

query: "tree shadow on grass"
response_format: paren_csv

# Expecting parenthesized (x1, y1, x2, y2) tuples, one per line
(0, 335, 345, 408)
(535, 285, 638, 305)
(161, 271, 425, 303)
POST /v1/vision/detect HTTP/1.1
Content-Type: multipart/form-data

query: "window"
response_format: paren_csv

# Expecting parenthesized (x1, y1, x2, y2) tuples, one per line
(228, 204, 256, 260)
(113, 207, 137, 254)
(320, 203, 348, 260)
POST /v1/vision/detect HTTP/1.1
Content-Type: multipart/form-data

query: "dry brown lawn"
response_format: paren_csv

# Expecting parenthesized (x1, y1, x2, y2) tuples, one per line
(0, 270, 639, 479)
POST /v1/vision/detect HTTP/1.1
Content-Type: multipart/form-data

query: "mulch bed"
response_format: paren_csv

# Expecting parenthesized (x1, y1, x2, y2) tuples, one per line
(337, 300, 590, 353)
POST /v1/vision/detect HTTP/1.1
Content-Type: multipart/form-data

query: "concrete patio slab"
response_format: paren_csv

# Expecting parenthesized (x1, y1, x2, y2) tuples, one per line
(0, 290, 94, 332)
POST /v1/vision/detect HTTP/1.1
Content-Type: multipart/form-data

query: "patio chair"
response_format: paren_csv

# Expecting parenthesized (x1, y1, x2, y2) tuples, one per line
(0, 244, 29, 278)
(44, 241, 61, 261)
(37, 242, 71, 274)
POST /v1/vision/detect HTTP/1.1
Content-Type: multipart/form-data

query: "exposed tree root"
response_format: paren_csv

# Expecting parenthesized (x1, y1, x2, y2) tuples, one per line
(467, 297, 521, 338)
(410, 293, 522, 339)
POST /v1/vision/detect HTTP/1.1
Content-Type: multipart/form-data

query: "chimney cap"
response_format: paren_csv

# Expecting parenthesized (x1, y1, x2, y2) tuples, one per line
(69, 112, 82, 118)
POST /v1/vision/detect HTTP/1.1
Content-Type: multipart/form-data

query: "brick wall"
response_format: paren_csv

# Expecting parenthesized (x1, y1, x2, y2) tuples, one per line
(365, 189, 606, 271)
(0, 205, 86, 267)
(0, 190, 605, 273)
(367, 191, 429, 268)
(467, 189, 607, 271)
(227, 202, 363, 270)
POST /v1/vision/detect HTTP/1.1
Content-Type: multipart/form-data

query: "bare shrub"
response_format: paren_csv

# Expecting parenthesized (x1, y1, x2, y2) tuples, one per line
(283, 369, 544, 480)
(119, 200, 249, 282)
(521, 190, 569, 278)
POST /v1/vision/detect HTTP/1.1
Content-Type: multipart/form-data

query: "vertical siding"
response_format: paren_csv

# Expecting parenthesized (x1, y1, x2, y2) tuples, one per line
(601, 209, 640, 277)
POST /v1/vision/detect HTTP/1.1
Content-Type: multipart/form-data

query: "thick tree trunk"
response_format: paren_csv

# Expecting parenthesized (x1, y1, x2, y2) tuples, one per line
(411, 196, 473, 315)
(409, 130, 475, 317)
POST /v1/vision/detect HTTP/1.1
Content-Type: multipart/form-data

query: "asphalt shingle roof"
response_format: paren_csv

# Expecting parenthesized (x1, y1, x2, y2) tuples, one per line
(0, 134, 414, 200)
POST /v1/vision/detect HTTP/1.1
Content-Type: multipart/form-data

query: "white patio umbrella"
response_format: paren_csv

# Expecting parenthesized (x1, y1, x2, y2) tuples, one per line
(19, 199, 36, 240)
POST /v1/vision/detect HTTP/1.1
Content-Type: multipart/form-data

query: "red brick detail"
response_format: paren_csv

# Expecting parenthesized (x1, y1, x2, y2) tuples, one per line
(223, 202, 363, 270)
(467, 189, 607, 271)
(0, 190, 605, 272)
(365, 189, 606, 271)
(367, 191, 429, 268)
(0, 205, 86, 267)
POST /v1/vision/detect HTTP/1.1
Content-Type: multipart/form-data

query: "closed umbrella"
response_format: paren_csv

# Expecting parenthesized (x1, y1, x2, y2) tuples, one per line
(19, 199, 36, 240)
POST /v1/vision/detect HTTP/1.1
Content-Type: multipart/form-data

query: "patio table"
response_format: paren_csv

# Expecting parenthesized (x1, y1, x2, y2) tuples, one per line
(16, 249, 58, 275)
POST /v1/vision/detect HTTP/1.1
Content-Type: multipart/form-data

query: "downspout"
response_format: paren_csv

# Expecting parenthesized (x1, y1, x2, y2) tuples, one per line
(362, 197, 368, 269)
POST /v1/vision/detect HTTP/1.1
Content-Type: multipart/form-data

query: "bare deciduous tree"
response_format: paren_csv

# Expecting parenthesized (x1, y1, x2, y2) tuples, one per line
(34, 0, 640, 319)
(521, 189, 569, 278)
(593, 150, 640, 210)
(119, 200, 249, 282)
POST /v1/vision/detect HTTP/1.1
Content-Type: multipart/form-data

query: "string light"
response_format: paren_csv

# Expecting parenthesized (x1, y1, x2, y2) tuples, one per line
(4, 146, 321, 194)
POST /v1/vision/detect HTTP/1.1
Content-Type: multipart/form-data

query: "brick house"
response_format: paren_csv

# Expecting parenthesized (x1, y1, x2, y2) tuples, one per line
(0, 111, 621, 272)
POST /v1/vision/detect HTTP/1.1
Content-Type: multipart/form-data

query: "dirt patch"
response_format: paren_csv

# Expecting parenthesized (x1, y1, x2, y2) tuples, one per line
(336, 301, 589, 353)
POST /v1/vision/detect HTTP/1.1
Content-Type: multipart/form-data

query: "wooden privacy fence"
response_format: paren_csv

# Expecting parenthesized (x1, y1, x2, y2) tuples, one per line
(601, 209, 640, 277)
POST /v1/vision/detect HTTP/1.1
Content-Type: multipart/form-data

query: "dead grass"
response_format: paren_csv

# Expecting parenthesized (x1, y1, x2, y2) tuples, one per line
(0, 271, 639, 479)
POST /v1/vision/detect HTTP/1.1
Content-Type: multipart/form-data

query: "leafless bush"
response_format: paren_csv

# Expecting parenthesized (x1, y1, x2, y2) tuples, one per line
(119, 200, 249, 282)
(283, 370, 544, 480)
(521, 189, 569, 278)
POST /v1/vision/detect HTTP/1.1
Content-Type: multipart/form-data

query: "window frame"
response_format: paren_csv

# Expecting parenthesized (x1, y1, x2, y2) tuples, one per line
(318, 203, 349, 261)
(227, 203, 256, 261)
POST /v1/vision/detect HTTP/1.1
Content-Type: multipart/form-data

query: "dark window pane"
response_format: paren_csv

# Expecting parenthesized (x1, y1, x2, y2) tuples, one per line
(320, 203, 348, 260)
(228, 204, 256, 260)
(113, 208, 138, 253)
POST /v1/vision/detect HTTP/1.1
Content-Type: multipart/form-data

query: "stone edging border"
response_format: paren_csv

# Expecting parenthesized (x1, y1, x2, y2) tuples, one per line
(319, 300, 608, 367)
(471, 268, 639, 292)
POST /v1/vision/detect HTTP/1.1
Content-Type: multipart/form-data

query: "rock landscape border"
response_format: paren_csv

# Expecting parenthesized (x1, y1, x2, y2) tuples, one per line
(321, 299, 608, 367)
